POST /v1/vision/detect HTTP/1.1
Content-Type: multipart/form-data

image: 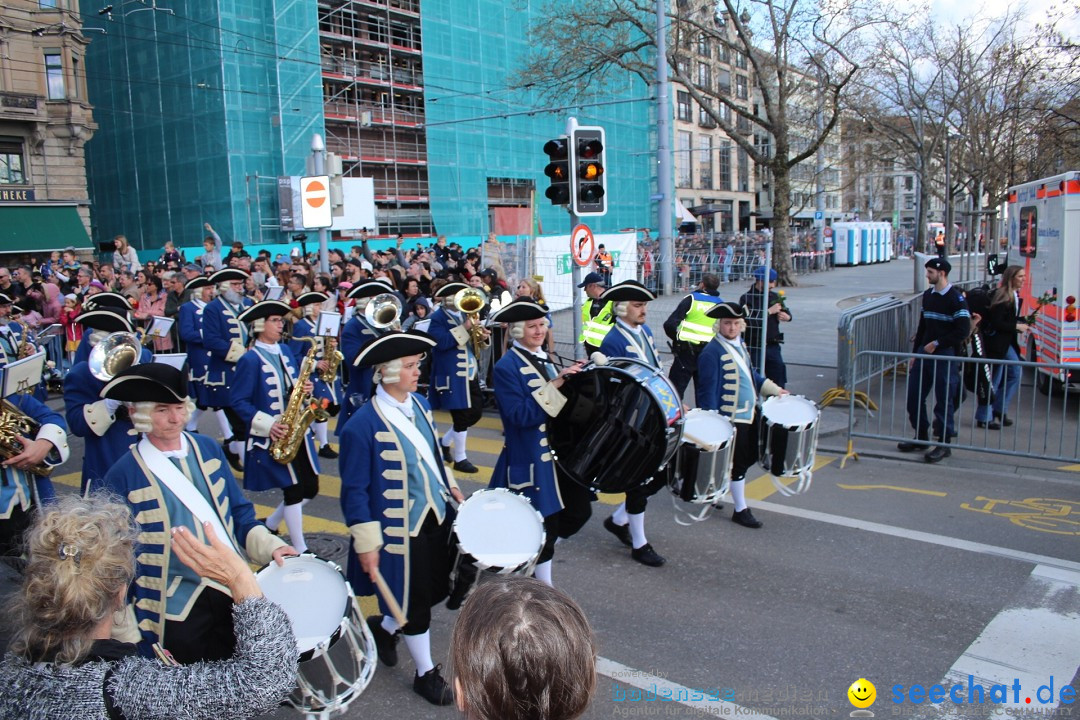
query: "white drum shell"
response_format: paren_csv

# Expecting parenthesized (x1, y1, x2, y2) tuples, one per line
(759, 395, 820, 478)
(671, 410, 735, 504)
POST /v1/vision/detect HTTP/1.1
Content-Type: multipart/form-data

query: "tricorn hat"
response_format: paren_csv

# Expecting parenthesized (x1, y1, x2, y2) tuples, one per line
(353, 331, 437, 368)
(100, 363, 190, 404)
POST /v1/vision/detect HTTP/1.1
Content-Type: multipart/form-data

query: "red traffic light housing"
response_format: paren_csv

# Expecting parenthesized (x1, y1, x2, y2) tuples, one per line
(543, 137, 571, 205)
(571, 126, 607, 217)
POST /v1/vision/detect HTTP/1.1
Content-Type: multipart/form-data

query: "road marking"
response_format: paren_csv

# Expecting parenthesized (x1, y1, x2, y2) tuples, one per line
(932, 564, 1080, 716)
(837, 483, 949, 497)
(745, 456, 836, 501)
(754, 500, 1080, 574)
(960, 497, 1080, 536)
(596, 656, 778, 719)
(251, 503, 349, 536)
(1057, 463, 1080, 472)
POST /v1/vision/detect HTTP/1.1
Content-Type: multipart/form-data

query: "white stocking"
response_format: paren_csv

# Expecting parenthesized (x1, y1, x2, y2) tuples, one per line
(611, 502, 629, 526)
(185, 408, 203, 432)
(627, 512, 647, 549)
(533, 560, 553, 587)
(452, 430, 468, 462)
(215, 409, 232, 438)
(403, 631, 435, 675)
(282, 502, 307, 553)
(265, 502, 285, 532)
(314, 420, 329, 447)
(730, 478, 748, 512)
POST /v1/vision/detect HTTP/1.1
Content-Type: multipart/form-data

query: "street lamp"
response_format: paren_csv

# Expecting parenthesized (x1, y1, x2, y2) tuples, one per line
(944, 132, 958, 254)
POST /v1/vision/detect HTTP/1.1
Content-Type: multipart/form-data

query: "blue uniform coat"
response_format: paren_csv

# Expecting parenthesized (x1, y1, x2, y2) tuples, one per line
(230, 345, 319, 491)
(336, 314, 381, 435)
(427, 306, 476, 411)
(487, 347, 564, 517)
(697, 335, 772, 420)
(177, 300, 212, 408)
(0, 394, 67, 518)
(598, 320, 662, 369)
(201, 295, 253, 407)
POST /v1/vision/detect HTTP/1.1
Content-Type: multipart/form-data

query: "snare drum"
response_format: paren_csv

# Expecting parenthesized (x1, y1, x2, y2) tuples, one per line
(759, 395, 820, 496)
(256, 555, 376, 715)
(548, 357, 684, 492)
(449, 488, 546, 605)
(670, 409, 735, 504)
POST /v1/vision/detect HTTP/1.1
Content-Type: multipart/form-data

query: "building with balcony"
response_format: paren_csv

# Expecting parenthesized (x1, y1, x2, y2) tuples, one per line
(78, 0, 324, 253)
(670, 6, 758, 234)
(0, 0, 97, 258)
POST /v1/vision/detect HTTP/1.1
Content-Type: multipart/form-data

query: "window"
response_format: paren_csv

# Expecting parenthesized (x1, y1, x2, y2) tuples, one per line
(717, 43, 730, 64)
(44, 53, 64, 100)
(697, 34, 711, 58)
(677, 91, 691, 122)
(735, 51, 748, 69)
(718, 140, 732, 191)
(699, 135, 713, 189)
(697, 63, 711, 92)
(677, 131, 693, 187)
(736, 112, 751, 134)
(737, 148, 749, 192)
(1019, 207, 1037, 257)
(716, 68, 731, 95)
(698, 101, 716, 127)
(904, 176, 914, 191)
(677, 58, 690, 79)
(735, 75, 748, 100)
(39, 0, 60, 7)
(0, 140, 26, 185)
(71, 54, 81, 100)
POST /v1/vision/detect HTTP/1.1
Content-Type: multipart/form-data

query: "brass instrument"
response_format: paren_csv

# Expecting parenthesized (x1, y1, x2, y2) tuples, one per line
(0, 399, 52, 477)
(364, 292, 403, 330)
(453, 286, 490, 354)
(88, 332, 143, 382)
(320, 336, 344, 383)
(270, 337, 330, 464)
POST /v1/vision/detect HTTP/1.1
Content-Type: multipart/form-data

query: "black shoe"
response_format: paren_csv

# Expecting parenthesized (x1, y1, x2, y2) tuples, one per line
(925, 445, 951, 463)
(318, 444, 339, 459)
(222, 442, 243, 472)
(977, 420, 1001, 430)
(366, 616, 398, 667)
(711, 500, 724, 511)
(631, 543, 666, 567)
(732, 509, 763, 528)
(441, 444, 452, 463)
(452, 459, 478, 473)
(897, 438, 926, 452)
(413, 665, 454, 706)
(998, 414, 1014, 427)
(603, 517, 632, 547)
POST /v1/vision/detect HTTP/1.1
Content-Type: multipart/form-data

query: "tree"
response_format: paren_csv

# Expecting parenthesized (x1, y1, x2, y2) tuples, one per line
(515, 0, 886, 285)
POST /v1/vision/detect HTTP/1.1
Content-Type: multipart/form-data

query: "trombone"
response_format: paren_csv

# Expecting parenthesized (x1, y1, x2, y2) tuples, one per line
(88, 331, 143, 382)
(364, 292, 403, 331)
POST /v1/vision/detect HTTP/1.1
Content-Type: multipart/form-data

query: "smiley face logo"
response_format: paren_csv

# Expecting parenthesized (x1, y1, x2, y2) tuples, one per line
(847, 678, 876, 709)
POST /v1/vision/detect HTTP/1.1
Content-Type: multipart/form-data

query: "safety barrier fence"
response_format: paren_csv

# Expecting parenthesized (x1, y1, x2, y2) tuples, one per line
(843, 350, 1079, 466)
(635, 250, 834, 294)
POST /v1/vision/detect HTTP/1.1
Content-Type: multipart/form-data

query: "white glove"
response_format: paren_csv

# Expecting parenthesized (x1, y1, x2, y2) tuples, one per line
(104, 398, 123, 414)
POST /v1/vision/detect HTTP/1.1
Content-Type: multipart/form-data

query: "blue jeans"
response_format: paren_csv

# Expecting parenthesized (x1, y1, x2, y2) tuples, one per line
(907, 348, 961, 442)
(976, 346, 1021, 421)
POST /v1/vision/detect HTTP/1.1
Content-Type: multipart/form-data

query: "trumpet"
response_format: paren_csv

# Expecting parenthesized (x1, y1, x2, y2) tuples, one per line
(364, 293, 403, 331)
(88, 331, 143, 382)
(453, 287, 490, 354)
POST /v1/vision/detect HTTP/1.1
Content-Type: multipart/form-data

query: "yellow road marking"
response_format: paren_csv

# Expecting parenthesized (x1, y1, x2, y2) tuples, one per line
(745, 456, 836, 501)
(1058, 464, 1080, 472)
(52, 471, 79, 489)
(837, 484, 948, 497)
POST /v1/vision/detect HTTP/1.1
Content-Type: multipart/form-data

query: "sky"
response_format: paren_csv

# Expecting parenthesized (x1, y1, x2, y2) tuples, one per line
(929, 0, 1079, 39)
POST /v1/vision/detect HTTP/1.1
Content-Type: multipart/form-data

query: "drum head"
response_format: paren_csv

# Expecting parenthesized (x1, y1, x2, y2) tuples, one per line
(257, 555, 350, 655)
(761, 395, 819, 428)
(454, 489, 545, 568)
(549, 359, 683, 493)
(682, 409, 734, 451)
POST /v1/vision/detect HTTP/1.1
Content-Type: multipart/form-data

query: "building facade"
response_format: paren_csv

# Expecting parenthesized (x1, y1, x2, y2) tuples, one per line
(0, 0, 96, 256)
(78, 0, 324, 253)
(669, 7, 757, 234)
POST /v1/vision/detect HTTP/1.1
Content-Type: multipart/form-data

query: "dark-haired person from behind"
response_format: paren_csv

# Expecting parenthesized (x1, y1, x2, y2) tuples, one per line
(0, 494, 297, 720)
(450, 576, 596, 720)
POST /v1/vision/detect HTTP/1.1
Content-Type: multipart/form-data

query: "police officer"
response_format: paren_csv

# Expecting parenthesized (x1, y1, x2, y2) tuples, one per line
(663, 273, 723, 402)
(740, 267, 791, 388)
(578, 271, 614, 356)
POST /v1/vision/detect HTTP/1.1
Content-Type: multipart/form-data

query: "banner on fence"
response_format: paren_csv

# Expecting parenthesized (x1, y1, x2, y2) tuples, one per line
(534, 232, 638, 311)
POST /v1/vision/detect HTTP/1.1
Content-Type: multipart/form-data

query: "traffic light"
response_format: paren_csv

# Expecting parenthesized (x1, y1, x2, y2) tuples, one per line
(572, 126, 607, 217)
(327, 152, 344, 216)
(543, 137, 571, 205)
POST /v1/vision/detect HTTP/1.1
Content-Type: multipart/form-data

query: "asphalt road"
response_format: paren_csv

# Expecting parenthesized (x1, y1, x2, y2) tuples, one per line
(34, 257, 1080, 719)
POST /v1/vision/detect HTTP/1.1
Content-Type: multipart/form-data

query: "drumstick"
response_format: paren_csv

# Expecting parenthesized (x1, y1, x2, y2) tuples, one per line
(372, 568, 408, 627)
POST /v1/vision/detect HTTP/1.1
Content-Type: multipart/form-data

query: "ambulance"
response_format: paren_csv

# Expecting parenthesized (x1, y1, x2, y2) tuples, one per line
(1005, 171, 1080, 392)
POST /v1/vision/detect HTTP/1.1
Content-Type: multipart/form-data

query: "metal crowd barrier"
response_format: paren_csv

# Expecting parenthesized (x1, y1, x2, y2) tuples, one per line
(843, 350, 1078, 467)
(638, 250, 834, 294)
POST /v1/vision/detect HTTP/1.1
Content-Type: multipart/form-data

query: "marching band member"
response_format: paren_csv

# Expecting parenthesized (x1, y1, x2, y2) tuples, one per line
(338, 279, 394, 436)
(231, 300, 321, 554)
(71, 292, 134, 363)
(697, 302, 786, 529)
(288, 291, 341, 459)
(339, 331, 463, 706)
(0, 293, 28, 366)
(0, 354, 69, 558)
(97, 363, 297, 663)
(63, 308, 152, 491)
(597, 280, 668, 567)
(428, 282, 489, 474)
(177, 277, 214, 432)
(487, 299, 585, 586)
(201, 268, 254, 469)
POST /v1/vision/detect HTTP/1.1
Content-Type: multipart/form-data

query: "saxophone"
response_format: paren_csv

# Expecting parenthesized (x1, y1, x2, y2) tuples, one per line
(270, 337, 330, 464)
(319, 336, 344, 383)
(0, 400, 52, 477)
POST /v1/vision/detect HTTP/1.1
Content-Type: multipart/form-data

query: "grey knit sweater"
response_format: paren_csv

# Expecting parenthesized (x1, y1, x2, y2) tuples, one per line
(0, 597, 297, 720)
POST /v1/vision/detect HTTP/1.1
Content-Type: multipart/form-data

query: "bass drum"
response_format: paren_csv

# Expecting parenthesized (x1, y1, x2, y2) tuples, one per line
(548, 357, 683, 493)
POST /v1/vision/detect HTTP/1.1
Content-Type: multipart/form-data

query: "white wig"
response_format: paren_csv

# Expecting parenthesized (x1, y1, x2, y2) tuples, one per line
(614, 301, 630, 318)
(372, 358, 404, 385)
(130, 399, 195, 434)
(508, 316, 550, 340)
(87, 329, 109, 347)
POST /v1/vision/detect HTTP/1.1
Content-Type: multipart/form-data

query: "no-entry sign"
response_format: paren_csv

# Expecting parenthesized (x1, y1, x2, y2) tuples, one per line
(571, 224, 594, 267)
(300, 175, 332, 229)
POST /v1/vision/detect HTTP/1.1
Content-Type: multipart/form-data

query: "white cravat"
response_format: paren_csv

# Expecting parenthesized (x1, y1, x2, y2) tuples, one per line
(254, 340, 281, 355)
(376, 384, 414, 419)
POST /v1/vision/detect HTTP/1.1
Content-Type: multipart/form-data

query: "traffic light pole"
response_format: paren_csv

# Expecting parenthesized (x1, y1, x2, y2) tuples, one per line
(655, 0, 674, 295)
(567, 117, 585, 361)
(311, 134, 330, 274)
